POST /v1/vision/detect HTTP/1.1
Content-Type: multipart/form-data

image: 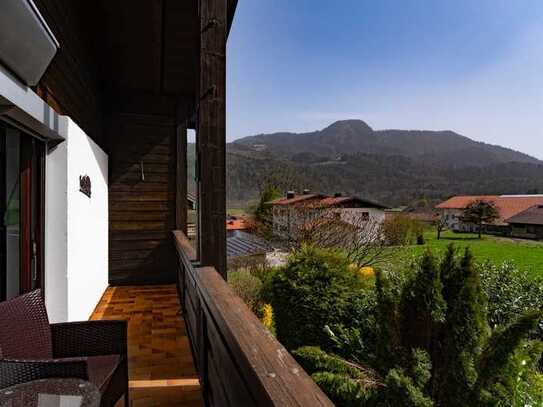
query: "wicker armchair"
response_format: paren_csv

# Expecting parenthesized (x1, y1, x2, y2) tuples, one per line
(0, 289, 128, 407)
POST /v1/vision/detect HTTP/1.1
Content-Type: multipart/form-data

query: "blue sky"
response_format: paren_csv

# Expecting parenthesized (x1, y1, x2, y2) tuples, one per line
(226, 0, 543, 159)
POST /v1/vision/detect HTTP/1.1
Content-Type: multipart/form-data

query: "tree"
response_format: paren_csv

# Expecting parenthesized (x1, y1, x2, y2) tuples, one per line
(434, 215, 447, 240)
(400, 250, 446, 354)
(281, 203, 394, 267)
(435, 249, 490, 405)
(254, 183, 280, 223)
(461, 200, 499, 239)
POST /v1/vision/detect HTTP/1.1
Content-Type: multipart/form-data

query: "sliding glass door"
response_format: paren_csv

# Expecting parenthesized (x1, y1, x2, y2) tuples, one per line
(0, 121, 44, 300)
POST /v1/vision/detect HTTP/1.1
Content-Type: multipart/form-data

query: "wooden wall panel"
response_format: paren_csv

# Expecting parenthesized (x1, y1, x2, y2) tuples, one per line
(33, 0, 103, 145)
(108, 106, 177, 285)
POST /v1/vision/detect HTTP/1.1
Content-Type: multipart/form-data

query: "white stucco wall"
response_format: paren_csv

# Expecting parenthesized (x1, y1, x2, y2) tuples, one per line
(340, 208, 385, 225)
(45, 119, 108, 323)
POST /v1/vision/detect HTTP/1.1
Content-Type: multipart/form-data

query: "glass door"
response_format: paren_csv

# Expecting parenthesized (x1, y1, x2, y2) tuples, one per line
(0, 121, 43, 301)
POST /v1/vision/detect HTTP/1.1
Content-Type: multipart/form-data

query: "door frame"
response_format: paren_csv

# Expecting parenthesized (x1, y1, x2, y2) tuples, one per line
(0, 120, 45, 300)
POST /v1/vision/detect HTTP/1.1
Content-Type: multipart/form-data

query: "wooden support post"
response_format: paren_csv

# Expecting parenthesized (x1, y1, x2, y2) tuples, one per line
(198, 0, 227, 278)
(176, 102, 188, 234)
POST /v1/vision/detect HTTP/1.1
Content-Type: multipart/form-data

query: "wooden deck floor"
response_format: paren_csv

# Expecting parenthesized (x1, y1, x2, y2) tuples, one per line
(91, 285, 203, 407)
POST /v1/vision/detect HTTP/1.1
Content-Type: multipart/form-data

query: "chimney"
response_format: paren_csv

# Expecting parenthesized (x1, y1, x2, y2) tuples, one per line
(334, 192, 342, 198)
(286, 191, 295, 199)
(303, 189, 310, 194)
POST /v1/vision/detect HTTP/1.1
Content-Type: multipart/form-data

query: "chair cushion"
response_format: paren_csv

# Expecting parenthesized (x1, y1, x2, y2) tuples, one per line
(0, 289, 53, 359)
(87, 354, 121, 391)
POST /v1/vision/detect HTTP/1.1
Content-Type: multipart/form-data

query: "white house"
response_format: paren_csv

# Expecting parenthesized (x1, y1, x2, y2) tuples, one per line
(268, 191, 388, 240)
(436, 195, 543, 235)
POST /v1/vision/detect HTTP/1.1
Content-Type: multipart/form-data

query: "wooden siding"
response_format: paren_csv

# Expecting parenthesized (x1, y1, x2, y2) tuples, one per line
(33, 0, 104, 145)
(108, 98, 178, 285)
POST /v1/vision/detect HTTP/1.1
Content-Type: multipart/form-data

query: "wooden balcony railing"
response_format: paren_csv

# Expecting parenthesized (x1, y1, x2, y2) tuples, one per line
(173, 231, 333, 406)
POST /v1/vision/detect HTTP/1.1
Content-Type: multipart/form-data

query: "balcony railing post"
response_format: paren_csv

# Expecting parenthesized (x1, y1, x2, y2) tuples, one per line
(197, 0, 227, 279)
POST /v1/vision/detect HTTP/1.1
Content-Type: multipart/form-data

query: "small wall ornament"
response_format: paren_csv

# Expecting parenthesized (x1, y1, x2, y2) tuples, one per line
(79, 175, 91, 198)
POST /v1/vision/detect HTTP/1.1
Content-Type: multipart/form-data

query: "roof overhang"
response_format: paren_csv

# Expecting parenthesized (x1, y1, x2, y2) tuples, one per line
(0, 63, 65, 144)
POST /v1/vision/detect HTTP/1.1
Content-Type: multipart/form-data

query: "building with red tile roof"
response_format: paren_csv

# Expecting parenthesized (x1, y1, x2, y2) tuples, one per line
(436, 194, 543, 234)
(269, 191, 388, 239)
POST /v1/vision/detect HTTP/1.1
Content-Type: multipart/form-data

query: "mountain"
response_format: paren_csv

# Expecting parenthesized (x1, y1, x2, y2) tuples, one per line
(192, 120, 543, 207)
(234, 120, 540, 168)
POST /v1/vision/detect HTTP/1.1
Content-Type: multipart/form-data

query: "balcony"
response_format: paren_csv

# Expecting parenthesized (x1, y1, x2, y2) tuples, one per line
(86, 232, 332, 407)
(91, 285, 202, 406)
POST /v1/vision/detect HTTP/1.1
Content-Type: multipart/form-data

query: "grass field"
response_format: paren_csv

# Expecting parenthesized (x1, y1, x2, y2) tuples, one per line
(392, 230, 543, 279)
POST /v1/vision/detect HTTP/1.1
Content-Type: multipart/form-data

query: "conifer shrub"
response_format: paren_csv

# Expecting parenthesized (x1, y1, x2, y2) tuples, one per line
(293, 346, 364, 379)
(377, 368, 433, 407)
(279, 245, 542, 406)
(267, 245, 362, 350)
(312, 372, 368, 407)
(293, 346, 377, 406)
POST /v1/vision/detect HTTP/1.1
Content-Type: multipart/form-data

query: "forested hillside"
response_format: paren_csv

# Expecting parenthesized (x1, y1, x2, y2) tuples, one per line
(189, 120, 543, 207)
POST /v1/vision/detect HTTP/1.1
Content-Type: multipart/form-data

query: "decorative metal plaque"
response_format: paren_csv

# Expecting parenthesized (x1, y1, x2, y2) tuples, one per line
(79, 175, 91, 198)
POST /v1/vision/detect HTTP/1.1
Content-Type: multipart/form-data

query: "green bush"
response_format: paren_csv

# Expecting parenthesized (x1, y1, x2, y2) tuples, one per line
(267, 245, 362, 350)
(383, 215, 423, 246)
(227, 269, 263, 316)
(478, 261, 543, 328)
(326, 289, 377, 365)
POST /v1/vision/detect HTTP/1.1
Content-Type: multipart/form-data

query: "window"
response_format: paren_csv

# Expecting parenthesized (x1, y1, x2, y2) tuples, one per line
(362, 212, 370, 221)
(0, 121, 44, 300)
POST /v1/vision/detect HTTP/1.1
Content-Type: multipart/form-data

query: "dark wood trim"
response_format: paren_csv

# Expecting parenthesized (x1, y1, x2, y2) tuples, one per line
(173, 231, 334, 406)
(19, 139, 33, 293)
(0, 128, 6, 300)
(35, 141, 46, 293)
(176, 103, 188, 233)
(197, 0, 227, 278)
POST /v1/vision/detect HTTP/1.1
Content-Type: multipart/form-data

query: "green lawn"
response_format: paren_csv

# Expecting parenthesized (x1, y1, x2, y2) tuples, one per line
(392, 230, 543, 279)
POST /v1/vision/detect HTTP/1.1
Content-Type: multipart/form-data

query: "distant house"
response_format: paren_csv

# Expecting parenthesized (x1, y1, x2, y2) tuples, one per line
(227, 230, 273, 268)
(268, 191, 388, 239)
(436, 195, 543, 235)
(385, 206, 438, 224)
(505, 205, 543, 240)
(226, 216, 251, 236)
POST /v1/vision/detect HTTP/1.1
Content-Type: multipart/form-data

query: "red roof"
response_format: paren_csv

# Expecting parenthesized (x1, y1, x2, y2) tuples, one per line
(226, 218, 250, 231)
(269, 194, 387, 209)
(436, 195, 543, 225)
(436, 196, 499, 209)
(268, 194, 325, 206)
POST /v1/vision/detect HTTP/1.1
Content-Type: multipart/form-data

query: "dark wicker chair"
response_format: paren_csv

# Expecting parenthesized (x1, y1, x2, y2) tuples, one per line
(0, 289, 129, 407)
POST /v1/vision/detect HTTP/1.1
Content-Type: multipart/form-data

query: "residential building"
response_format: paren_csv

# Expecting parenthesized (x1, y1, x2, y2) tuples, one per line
(436, 195, 543, 235)
(506, 205, 543, 240)
(227, 230, 272, 265)
(269, 191, 387, 239)
(0, 1, 331, 405)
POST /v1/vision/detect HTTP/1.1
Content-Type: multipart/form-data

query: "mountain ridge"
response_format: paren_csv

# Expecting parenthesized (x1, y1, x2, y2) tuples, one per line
(188, 120, 543, 207)
(233, 119, 540, 167)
